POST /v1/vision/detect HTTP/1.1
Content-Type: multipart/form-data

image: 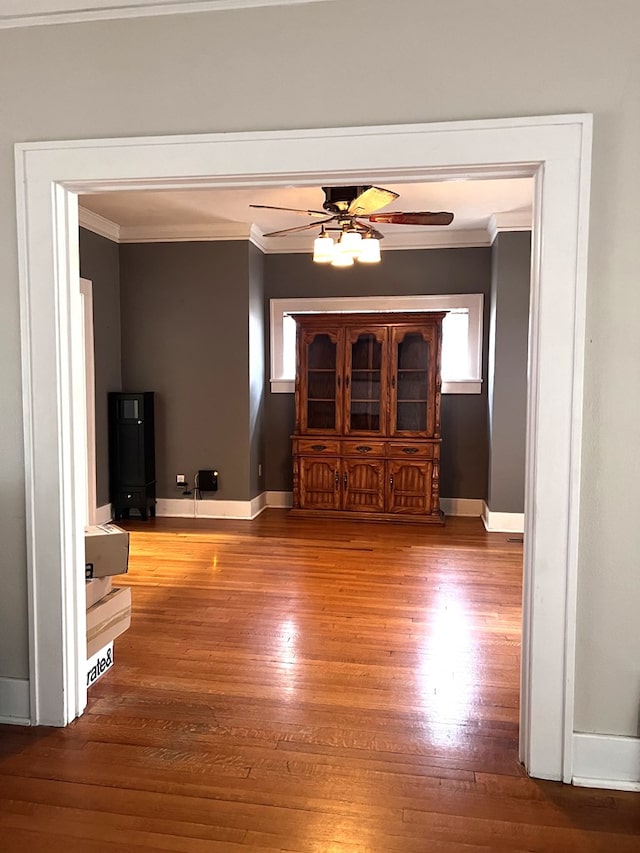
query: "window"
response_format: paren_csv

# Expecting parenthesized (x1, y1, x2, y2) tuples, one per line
(270, 294, 483, 394)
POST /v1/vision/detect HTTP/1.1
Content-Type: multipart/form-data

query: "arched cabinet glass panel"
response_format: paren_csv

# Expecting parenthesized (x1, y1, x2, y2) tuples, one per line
(345, 328, 387, 435)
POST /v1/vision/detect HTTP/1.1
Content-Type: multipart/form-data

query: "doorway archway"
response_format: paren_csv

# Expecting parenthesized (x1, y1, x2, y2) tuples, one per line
(15, 114, 592, 782)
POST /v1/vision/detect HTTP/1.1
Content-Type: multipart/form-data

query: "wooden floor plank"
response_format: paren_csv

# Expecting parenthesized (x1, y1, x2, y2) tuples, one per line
(0, 511, 637, 850)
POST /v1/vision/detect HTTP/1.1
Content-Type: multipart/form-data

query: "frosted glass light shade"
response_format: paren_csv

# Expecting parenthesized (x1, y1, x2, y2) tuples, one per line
(313, 234, 335, 263)
(358, 237, 381, 263)
(340, 230, 363, 255)
(331, 251, 354, 267)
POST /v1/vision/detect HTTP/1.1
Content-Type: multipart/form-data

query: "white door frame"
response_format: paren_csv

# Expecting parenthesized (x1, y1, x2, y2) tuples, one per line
(15, 115, 592, 782)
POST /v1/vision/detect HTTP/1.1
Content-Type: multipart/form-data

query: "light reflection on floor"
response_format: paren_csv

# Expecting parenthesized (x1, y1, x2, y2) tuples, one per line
(417, 584, 478, 747)
(275, 617, 299, 698)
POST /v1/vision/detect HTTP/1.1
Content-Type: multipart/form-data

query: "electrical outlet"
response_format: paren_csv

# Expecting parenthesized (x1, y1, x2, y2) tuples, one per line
(176, 474, 186, 485)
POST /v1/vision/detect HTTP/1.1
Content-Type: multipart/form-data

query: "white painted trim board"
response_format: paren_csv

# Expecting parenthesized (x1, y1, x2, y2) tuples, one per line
(0, 677, 31, 724)
(573, 733, 640, 792)
(482, 502, 525, 533)
(80, 278, 97, 526)
(159, 493, 484, 518)
(156, 495, 268, 520)
(440, 498, 483, 517)
(95, 504, 113, 524)
(15, 115, 592, 784)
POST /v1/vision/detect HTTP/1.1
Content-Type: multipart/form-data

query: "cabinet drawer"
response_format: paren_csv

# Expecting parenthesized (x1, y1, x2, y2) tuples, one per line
(386, 442, 435, 460)
(341, 440, 385, 457)
(295, 438, 341, 455)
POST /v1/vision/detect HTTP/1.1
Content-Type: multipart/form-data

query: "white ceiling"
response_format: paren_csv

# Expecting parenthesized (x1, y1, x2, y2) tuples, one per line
(79, 177, 534, 251)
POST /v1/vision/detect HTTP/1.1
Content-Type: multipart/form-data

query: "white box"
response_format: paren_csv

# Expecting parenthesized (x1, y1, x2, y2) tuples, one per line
(86, 642, 114, 688)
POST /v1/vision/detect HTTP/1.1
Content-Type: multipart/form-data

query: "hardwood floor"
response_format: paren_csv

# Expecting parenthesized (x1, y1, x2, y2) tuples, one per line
(1, 511, 638, 851)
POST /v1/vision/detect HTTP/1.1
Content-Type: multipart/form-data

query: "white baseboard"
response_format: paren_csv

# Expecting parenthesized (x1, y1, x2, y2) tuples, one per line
(482, 501, 525, 533)
(0, 677, 31, 725)
(95, 503, 112, 524)
(157, 496, 269, 520)
(249, 492, 268, 519)
(266, 490, 293, 508)
(156, 498, 198, 518)
(573, 732, 640, 791)
(440, 497, 483, 517)
(157, 492, 488, 520)
(195, 499, 256, 520)
(268, 493, 479, 515)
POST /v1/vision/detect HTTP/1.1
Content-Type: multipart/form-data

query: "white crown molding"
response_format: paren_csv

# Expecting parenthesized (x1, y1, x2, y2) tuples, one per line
(119, 221, 251, 243)
(262, 227, 493, 253)
(488, 210, 533, 244)
(249, 223, 269, 253)
(78, 212, 496, 251)
(0, 0, 332, 29)
(78, 206, 120, 242)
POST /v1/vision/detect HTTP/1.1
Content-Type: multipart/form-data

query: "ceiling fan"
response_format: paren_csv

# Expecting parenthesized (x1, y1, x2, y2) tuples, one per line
(250, 185, 454, 241)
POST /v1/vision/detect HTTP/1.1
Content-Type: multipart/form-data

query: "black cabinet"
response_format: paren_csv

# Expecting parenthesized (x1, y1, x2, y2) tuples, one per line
(108, 392, 156, 521)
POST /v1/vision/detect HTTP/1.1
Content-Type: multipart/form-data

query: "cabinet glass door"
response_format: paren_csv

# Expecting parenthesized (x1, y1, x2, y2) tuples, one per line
(345, 328, 387, 435)
(300, 330, 342, 433)
(390, 327, 434, 436)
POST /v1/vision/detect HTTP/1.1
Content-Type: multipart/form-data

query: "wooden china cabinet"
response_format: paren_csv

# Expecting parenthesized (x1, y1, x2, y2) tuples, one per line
(291, 312, 445, 524)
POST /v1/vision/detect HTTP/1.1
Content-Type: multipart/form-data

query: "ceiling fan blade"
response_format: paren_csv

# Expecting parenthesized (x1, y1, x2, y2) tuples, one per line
(348, 186, 399, 216)
(249, 203, 328, 217)
(366, 211, 455, 226)
(262, 217, 336, 238)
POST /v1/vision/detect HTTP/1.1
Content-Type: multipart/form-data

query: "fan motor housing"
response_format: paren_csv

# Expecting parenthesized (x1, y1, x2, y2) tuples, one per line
(322, 185, 370, 212)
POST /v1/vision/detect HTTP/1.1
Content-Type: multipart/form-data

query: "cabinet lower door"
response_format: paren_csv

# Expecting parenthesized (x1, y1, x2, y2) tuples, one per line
(342, 458, 386, 513)
(298, 457, 341, 510)
(387, 460, 433, 515)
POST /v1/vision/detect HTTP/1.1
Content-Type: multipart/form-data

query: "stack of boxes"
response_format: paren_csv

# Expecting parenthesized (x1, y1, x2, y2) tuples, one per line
(84, 523, 132, 687)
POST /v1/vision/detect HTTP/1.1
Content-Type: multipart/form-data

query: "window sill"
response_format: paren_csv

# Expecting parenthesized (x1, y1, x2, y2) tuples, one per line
(270, 379, 482, 395)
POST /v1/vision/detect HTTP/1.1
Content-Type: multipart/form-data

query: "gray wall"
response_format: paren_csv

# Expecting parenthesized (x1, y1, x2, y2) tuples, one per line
(119, 241, 252, 500)
(487, 232, 531, 513)
(1, 0, 639, 737)
(79, 227, 122, 507)
(264, 248, 492, 498)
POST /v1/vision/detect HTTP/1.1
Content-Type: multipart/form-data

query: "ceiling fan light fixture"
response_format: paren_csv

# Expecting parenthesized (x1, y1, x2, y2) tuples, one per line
(331, 250, 355, 268)
(339, 228, 363, 256)
(313, 230, 335, 263)
(251, 184, 453, 267)
(357, 236, 381, 264)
